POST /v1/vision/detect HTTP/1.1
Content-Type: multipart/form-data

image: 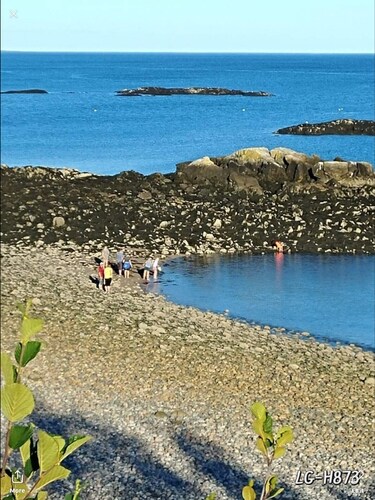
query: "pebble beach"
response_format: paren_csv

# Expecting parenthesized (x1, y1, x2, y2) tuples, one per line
(1, 243, 374, 500)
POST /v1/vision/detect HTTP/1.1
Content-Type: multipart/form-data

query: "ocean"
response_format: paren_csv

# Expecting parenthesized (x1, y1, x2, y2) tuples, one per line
(2, 52, 374, 349)
(1, 52, 374, 174)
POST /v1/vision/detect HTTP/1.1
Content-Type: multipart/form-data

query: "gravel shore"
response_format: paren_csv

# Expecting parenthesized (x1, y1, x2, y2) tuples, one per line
(1, 244, 374, 500)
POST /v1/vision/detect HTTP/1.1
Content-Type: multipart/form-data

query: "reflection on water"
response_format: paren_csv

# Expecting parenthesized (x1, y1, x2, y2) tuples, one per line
(150, 254, 375, 350)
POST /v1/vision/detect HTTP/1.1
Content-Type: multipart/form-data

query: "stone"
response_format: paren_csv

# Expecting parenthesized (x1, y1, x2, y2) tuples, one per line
(52, 216, 65, 228)
(137, 190, 152, 200)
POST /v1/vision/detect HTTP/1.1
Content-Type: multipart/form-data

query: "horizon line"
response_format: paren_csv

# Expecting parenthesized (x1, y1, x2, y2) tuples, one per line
(2, 49, 374, 55)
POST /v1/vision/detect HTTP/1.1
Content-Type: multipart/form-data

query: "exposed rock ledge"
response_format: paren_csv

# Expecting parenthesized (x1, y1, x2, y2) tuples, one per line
(1, 147, 374, 256)
(1, 88, 48, 94)
(116, 86, 272, 97)
(275, 119, 375, 136)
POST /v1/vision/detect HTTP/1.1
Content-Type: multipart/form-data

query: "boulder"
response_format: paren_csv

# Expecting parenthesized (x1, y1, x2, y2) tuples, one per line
(52, 216, 65, 228)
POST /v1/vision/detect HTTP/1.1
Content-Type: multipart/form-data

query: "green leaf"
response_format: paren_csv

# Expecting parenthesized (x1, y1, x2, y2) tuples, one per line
(252, 419, 265, 439)
(34, 465, 70, 490)
(15, 342, 42, 367)
(276, 426, 294, 446)
(265, 476, 278, 494)
(37, 430, 60, 472)
(9, 424, 34, 449)
(36, 492, 48, 500)
(250, 402, 266, 422)
(255, 437, 267, 456)
(205, 494, 217, 500)
(269, 488, 284, 499)
(242, 482, 256, 500)
(1, 383, 35, 422)
(61, 435, 92, 461)
(1, 473, 12, 497)
(1, 352, 16, 385)
(20, 317, 44, 345)
(21, 437, 39, 478)
(273, 446, 286, 459)
(263, 414, 273, 434)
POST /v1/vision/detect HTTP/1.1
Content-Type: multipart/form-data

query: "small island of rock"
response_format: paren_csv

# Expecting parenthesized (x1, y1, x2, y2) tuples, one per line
(275, 119, 375, 136)
(1, 89, 48, 94)
(116, 86, 272, 97)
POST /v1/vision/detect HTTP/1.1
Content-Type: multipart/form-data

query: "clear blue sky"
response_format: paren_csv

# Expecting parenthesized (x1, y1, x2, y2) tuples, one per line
(2, 0, 374, 53)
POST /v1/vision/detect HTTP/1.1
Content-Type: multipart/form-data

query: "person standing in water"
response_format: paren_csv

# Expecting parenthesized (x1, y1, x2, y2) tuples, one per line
(143, 256, 153, 281)
(152, 257, 159, 280)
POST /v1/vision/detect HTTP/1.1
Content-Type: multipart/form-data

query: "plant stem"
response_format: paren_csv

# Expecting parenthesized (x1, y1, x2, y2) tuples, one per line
(1, 420, 13, 476)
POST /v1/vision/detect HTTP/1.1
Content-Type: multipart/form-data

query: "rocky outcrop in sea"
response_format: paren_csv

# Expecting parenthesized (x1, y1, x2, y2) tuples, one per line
(275, 119, 375, 135)
(116, 87, 272, 97)
(1, 147, 374, 256)
(1, 89, 48, 94)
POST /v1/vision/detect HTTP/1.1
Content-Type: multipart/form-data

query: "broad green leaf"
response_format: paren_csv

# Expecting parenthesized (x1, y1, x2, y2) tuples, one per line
(9, 424, 34, 449)
(205, 494, 217, 500)
(1, 352, 16, 385)
(37, 430, 60, 472)
(1, 473, 12, 497)
(276, 426, 294, 446)
(1, 383, 35, 422)
(20, 440, 31, 468)
(255, 437, 267, 456)
(15, 342, 42, 367)
(265, 476, 278, 494)
(269, 488, 284, 499)
(61, 435, 92, 461)
(20, 318, 44, 345)
(36, 492, 48, 500)
(65, 495, 74, 500)
(13, 482, 28, 500)
(20, 439, 39, 478)
(242, 484, 256, 500)
(250, 402, 266, 422)
(252, 419, 265, 439)
(34, 465, 70, 490)
(53, 435, 66, 454)
(263, 414, 273, 434)
(273, 446, 286, 459)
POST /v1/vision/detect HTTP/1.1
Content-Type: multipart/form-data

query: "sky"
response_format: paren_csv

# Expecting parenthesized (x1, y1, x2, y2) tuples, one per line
(1, 0, 374, 53)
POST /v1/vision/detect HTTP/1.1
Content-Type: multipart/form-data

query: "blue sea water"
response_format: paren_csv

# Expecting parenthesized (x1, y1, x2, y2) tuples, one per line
(2, 52, 374, 348)
(151, 254, 375, 350)
(1, 52, 374, 174)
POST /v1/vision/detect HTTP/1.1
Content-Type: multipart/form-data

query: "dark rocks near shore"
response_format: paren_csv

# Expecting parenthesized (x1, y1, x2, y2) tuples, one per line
(116, 86, 272, 97)
(1, 89, 48, 94)
(275, 119, 375, 136)
(1, 147, 374, 256)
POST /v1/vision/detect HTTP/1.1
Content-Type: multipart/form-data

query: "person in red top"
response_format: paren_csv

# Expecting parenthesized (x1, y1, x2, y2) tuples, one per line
(98, 262, 105, 290)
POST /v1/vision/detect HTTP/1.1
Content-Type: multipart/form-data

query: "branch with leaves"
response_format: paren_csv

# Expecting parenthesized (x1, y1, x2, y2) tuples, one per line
(0, 299, 91, 500)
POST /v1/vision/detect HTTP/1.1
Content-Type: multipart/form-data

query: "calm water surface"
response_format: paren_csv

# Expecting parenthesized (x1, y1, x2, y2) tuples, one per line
(149, 254, 375, 350)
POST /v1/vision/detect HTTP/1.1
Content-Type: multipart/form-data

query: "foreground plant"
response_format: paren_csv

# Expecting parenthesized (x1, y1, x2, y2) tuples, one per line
(242, 402, 293, 500)
(0, 299, 91, 499)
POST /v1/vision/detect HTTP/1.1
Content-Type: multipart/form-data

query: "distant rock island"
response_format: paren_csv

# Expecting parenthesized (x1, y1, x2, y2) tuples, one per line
(1, 89, 48, 94)
(116, 86, 272, 97)
(275, 119, 375, 136)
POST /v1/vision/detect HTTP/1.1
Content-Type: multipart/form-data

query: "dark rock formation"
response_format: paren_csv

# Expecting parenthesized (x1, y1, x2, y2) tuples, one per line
(275, 119, 375, 136)
(1, 89, 48, 94)
(1, 147, 374, 256)
(116, 87, 272, 97)
(177, 147, 374, 193)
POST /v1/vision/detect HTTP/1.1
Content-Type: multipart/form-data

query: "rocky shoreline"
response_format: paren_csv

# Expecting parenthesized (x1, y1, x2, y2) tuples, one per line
(1, 244, 374, 499)
(1, 147, 374, 256)
(275, 119, 375, 136)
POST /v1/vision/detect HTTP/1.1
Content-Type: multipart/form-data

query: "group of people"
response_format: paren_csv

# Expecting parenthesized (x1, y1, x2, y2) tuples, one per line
(97, 246, 160, 292)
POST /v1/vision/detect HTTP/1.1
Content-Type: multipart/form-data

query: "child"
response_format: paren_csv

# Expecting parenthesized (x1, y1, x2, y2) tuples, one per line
(104, 264, 113, 293)
(152, 257, 159, 280)
(98, 262, 105, 290)
(122, 256, 132, 278)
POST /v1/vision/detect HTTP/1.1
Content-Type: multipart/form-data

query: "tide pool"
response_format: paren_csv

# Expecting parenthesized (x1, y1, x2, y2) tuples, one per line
(149, 254, 375, 350)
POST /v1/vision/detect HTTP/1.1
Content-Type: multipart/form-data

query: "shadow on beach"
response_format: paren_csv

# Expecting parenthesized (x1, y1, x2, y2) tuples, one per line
(31, 406, 307, 500)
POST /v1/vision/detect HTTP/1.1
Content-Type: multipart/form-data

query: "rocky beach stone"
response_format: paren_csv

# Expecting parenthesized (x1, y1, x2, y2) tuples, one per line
(275, 119, 375, 136)
(1, 244, 374, 500)
(116, 86, 273, 97)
